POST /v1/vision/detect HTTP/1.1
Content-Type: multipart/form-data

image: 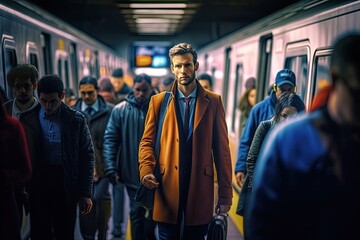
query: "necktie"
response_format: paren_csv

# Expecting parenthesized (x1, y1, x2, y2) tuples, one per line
(86, 107, 94, 116)
(183, 97, 191, 138)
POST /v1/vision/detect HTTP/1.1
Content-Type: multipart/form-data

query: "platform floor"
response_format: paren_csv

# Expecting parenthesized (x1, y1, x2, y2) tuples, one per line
(74, 188, 243, 240)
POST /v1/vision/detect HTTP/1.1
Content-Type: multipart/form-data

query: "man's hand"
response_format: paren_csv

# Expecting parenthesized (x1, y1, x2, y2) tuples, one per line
(107, 172, 118, 185)
(236, 172, 246, 189)
(218, 205, 231, 214)
(141, 174, 159, 189)
(79, 197, 93, 215)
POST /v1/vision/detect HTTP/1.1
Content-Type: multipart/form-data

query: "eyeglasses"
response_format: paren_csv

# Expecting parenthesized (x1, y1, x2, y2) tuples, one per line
(14, 83, 32, 91)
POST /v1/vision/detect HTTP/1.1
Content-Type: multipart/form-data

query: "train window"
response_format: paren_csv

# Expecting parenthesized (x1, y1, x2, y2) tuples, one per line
(2, 37, 17, 99)
(26, 42, 40, 71)
(310, 50, 332, 107)
(285, 42, 310, 101)
(70, 43, 79, 95)
(257, 34, 273, 103)
(285, 55, 308, 100)
(41, 33, 52, 75)
(231, 64, 243, 133)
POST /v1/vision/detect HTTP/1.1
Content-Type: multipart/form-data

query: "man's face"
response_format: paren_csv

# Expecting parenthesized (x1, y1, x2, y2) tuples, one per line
(39, 92, 64, 116)
(80, 84, 98, 105)
(13, 78, 36, 104)
(199, 79, 211, 91)
(110, 77, 123, 92)
(275, 83, 295, 99)
(133, 80, 153, 103)
(171, 53, 198, 87)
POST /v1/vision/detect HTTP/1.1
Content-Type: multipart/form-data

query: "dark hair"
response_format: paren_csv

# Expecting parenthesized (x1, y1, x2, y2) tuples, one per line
(330, 33, 360, 85)
(198, 73, 213, 87)
(274, 92, 305, 122)
(37, 74, 64, 97)
(7, 64, 38, 87)
(162, 77, 175, 86)
(169, 43, 198, 65)
(134, 73, 152, 85)
(238, 87, 256, 116)
(112, 68, 124, 78)
(98, 78, 114, 92)
(80, 76, 98, 90)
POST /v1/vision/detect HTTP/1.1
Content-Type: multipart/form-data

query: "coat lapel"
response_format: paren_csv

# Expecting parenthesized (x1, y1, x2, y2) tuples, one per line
(194, 86, 209, 131)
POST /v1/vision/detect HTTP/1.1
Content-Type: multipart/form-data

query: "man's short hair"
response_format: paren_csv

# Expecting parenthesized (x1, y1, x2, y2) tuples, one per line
(198, 73, 212, 87)
(98, 78, 114, 92)
(37, 74, 64, 97)
(162, 77, 175, 86)
(7, 64, 38, 87)
(79, 76, 98, 90)
(134, 73, 152, 85)
(169, 43, 198, 65)
(112, 68, 124, 78)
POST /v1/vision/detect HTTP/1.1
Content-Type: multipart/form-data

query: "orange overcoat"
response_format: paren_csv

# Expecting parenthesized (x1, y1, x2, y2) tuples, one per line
(138, 81, 232, 225)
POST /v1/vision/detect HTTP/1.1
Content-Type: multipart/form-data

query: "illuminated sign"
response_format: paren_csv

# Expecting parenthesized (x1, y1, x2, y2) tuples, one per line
(131, 42, 171, 68)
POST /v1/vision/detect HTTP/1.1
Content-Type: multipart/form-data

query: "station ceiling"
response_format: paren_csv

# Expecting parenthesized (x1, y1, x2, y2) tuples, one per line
(26, 0, 301, 53)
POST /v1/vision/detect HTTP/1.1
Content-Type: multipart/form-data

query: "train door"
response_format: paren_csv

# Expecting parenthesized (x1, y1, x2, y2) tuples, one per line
(1, 36, 17, 100)
(284, 41, 310, 101)
(222, 47, 231, 110)
(256, 34, 272, 103)
(41, 33, 52, 75)
(309, 49, 332, 107)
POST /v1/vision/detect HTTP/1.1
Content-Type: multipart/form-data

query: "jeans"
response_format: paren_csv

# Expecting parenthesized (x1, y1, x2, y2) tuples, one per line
(80, 177, 110, 240)
(112, 182, 125, 232)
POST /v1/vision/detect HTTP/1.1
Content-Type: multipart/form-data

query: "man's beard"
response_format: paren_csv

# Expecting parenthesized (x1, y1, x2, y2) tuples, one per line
(178, 73, 195, 86)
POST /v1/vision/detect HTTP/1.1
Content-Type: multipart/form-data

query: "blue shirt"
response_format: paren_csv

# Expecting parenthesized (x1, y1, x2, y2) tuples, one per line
(39, 108, 62, 165)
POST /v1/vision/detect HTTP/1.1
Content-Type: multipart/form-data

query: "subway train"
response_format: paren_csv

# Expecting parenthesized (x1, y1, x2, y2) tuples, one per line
(196, 0, 360, 234)
(0, 0, 127, 102)
(0, 0, 127, 239)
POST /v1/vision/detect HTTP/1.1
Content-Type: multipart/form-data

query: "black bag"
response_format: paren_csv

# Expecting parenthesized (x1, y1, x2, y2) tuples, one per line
(134, 183, 155, 210)
(134, 92, 171, 210)
(207, 212, 228, 240)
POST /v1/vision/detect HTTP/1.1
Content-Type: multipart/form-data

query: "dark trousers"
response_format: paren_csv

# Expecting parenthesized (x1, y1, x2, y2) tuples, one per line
(158, 222, 208, 240)
(126, 185, 157, 240)
(80, 177, 110, 240)
(29, 167, 77, 240)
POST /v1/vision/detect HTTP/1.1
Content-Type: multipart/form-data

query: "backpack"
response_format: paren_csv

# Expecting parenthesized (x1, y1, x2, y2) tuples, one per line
(207, 213, 228, 240)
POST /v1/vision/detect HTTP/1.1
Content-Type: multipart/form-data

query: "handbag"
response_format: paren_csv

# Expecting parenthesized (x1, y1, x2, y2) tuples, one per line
(207, 210, 228, 240)
(134, 91, 171, 210)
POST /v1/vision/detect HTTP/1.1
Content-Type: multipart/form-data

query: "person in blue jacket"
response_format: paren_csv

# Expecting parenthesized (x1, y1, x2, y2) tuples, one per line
(246, 33, 360, 240)
(234, 69, 297, 189)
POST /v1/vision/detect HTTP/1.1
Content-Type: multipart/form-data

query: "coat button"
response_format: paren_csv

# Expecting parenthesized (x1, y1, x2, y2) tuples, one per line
(176, 138, 179, 142)
(175, 166, 178, 170)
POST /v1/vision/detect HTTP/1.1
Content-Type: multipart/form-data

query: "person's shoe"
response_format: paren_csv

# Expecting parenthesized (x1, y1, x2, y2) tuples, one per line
(112, 227, 123, 238)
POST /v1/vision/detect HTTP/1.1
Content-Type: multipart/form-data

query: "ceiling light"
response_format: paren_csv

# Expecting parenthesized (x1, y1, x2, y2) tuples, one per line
(133, 9, 185, 15)
(130, 3, 187, 9)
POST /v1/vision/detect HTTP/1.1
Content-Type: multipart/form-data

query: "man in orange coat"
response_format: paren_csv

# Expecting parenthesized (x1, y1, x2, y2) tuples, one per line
(139, 42, 232, 239)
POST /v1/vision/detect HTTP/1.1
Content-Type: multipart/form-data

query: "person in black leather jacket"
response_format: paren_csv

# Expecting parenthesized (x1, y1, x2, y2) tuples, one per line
(103, 73, 156, 240)
(20, 74, 95, 240)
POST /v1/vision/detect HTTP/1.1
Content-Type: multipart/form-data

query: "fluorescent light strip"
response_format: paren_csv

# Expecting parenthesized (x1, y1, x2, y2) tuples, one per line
(130, 3, 187, 9)
(133, 9, 185, 15)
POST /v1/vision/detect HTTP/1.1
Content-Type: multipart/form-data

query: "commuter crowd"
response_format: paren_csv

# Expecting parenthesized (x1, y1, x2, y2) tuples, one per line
(1, 33, 359, 240)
